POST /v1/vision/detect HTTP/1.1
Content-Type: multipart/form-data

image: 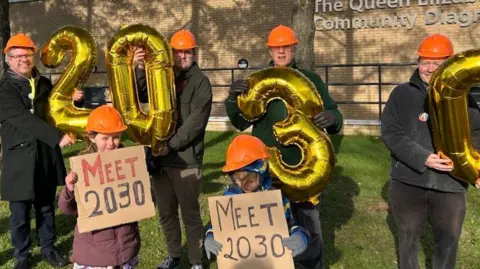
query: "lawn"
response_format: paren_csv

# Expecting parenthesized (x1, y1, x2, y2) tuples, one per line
(0, 132, 479, 269)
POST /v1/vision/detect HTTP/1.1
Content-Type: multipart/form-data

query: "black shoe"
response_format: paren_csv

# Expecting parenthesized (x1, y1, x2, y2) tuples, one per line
(157, 256, 180, 269)
(14, 258, 29, 269)
(41, 249, 69, 267)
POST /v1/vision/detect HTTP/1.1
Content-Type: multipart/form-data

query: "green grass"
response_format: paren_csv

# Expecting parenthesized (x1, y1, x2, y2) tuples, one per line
(0, 132, 479, 269)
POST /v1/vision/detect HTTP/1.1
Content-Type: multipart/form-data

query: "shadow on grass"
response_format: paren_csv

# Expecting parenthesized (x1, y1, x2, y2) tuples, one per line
(204, 131, 236, 149)
(0, 216, 9, 235)
(202, 162, 226, 195)
(0, 247, 13, 267)
(382, 181, 434, 269)
(321, 166, 360, 268)
(330, 135, 344, 154)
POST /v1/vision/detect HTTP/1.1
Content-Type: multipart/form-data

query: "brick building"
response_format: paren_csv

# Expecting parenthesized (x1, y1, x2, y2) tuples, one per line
(8, 0, 480, 134)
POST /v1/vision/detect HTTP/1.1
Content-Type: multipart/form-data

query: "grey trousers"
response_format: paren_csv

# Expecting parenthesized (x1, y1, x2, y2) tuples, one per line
(389, 179, 466, 269)
(151, 167, 204, 264)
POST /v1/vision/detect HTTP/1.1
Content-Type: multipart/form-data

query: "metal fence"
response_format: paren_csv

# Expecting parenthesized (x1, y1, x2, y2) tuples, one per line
(45, 62, 442, 124)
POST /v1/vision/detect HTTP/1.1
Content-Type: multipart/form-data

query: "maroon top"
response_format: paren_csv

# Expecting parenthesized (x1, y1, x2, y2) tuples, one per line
(58, 187, 141, 267)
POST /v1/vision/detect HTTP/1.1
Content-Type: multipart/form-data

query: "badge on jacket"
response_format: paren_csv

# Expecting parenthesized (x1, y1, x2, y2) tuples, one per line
(418, 112, 429, 122)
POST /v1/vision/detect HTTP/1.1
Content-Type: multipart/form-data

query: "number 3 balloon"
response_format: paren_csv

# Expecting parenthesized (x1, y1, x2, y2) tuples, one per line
(236, 67, 336, 203)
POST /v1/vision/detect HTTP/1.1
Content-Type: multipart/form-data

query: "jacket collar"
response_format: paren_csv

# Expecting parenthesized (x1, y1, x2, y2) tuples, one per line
(409, 68, 428, 95)
(6, 67, 40, 86)
(268, 58, 298, 69)
(176, 62, 200, 80)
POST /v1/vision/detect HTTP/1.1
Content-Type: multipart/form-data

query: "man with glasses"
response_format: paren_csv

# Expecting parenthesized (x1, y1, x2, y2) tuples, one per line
(381, 34, 480, 269)
(225, 25, 343, 269)
(133, 29, 212, 269)
(0, 33, 73, 269)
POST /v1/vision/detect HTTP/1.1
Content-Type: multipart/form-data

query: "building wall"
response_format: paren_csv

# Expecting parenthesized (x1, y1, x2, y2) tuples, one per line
(8, 0, 480, 133)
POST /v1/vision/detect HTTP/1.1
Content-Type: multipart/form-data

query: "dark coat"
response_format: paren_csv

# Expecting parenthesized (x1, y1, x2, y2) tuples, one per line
(381, 69, 480, 193)
(0, 68, 66, 201)
(136, 62, 213, 168)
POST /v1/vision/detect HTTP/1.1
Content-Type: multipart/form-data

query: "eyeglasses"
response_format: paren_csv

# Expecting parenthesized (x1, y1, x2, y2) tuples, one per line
(419, 61, 443, 69)
(9, 54, 34, 60)
(174, 50, 194, 57)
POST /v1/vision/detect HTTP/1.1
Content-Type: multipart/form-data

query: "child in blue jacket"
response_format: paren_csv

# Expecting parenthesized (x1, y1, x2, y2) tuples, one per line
(204, 134, 311, 260)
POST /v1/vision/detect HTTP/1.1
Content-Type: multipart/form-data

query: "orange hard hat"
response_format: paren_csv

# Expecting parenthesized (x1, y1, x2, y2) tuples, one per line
(222, 134, 270, 173)
(4, 33, 37, 54)
(170, 29, 197, 50)
(267, 25, 299, 47)
(417, 34, 454, 58)
(86, 105, 128, 134)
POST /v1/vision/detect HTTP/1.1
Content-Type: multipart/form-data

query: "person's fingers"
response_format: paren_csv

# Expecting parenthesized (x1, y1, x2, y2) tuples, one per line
(282, 238, 295, 249)
(437, 158, 452, 164)
(211, 240, 223, 249)
(315, 117, 329, 125)
(434, 164, 453, 171)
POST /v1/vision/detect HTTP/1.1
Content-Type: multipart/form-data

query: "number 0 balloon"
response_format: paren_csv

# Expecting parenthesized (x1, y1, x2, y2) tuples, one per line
(106, 24, 177, 156)
(429, 49, 480, 185)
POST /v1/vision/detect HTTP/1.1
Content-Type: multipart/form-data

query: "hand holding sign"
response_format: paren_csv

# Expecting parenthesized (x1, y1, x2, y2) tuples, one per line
(282, 233, 308, 257)
(70, 145, 155, 233)
(208, 190, 295, 269)
(205, 234, 223, 260)
(66, 171, 78, 192)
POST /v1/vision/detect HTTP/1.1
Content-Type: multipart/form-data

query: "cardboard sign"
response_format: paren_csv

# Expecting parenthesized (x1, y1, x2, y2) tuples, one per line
(70, 145, 155, 233)
(208, 190, 295, 269)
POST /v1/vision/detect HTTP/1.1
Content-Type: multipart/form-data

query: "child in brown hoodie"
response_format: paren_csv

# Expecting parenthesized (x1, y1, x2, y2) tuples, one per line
(58, 105, 140, 269)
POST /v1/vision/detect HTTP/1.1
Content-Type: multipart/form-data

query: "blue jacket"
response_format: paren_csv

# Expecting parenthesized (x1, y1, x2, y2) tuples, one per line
(205, 160, 311, 245)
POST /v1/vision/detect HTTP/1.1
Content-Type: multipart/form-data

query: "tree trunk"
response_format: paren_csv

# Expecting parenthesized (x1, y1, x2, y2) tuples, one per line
(0, 0, 8, 173)
(292, 0, 315, 71)
(0, 0, 10, 76)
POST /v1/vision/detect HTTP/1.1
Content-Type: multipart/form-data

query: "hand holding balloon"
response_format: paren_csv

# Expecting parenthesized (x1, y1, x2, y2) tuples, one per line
(424, 153, 453, 172)
(132, 46, 146, 69)
(72, 89, 84, 102)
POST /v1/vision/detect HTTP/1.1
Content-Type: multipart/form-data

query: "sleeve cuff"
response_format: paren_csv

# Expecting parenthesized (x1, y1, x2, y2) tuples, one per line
(166, 141, 175, 151)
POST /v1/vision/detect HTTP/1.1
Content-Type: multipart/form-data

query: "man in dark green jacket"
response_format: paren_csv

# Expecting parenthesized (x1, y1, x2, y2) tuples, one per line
(225, 25, 343, 269)
(134, 29, 212, 269)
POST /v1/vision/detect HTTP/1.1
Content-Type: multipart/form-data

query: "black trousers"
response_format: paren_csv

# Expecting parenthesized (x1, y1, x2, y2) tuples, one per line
(9, 197, 56, 260)
(389, 179, 466, 269)
(9, 166, 57, 262)
(291, 201, 324, 269)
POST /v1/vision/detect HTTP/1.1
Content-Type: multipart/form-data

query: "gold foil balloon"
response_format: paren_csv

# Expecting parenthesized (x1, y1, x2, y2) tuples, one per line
(106, 24, 176, 156)
(40, 25, 97, 139)
(428, 49, 480, 185)
(237, 67, 336, 203)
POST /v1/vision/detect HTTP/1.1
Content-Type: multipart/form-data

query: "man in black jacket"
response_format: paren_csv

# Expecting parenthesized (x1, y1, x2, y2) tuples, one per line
(381, 34, 480, 269)
(0, 33, 73, 269)
(133, 29, 212, 269)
